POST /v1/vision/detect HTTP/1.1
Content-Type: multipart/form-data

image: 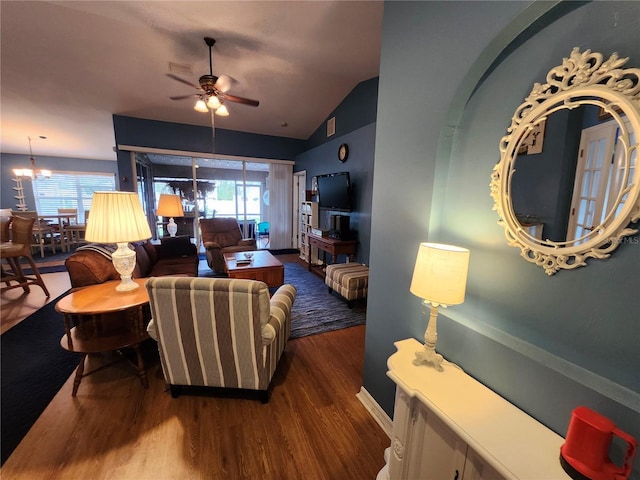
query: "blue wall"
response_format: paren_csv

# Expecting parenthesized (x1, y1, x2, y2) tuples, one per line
(0, 153, 117, 210)
(294, 78, 379, 264)
(295, 123, 376, 265)
(365, 1, 640, 478)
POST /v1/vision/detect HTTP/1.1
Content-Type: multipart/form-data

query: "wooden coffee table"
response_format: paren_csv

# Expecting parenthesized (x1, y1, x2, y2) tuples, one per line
(223, 250, 284, 288)
(56, 278, 151, 396)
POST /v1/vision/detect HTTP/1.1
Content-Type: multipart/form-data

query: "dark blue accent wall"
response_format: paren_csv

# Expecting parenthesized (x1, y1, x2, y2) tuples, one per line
(305, 78, 379, 149)
(296, 123, 376, 265)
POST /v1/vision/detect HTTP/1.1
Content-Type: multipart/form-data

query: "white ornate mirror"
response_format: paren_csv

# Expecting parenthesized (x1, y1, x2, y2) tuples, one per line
(491, 48, 640, 275)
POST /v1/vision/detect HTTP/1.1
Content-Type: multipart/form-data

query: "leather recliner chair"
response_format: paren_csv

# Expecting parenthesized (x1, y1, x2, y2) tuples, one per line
(200, 218, 256, 273)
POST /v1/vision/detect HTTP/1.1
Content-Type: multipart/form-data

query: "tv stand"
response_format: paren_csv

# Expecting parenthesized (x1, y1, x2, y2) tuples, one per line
(307, 233, 357, 276)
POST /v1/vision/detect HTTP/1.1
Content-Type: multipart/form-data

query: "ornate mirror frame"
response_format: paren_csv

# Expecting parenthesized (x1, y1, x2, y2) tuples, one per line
(490, 48, 640, 275)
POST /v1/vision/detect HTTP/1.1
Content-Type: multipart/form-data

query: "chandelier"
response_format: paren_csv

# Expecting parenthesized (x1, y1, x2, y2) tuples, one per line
(13, 136, 51, 179)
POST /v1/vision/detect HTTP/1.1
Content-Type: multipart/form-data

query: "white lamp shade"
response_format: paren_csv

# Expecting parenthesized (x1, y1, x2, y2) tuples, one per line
(215, 104, 229, 116)
(207, 95, 221, 109)
(410, 242, 470, 306)
(85, 191, 152, 243)
(194, 99, 208, 112)
(156, 194, 184, 218)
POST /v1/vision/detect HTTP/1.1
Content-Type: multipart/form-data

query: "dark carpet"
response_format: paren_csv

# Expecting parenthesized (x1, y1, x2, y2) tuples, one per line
(1, 292, 78, 465)
(284, 262, 366, 338)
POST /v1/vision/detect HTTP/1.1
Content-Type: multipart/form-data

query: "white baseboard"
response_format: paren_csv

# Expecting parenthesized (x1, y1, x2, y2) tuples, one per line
(356, 386, 392, 438)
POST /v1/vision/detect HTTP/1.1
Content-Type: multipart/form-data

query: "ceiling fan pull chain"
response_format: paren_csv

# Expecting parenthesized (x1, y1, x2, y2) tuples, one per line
(210, 108, 216, 153)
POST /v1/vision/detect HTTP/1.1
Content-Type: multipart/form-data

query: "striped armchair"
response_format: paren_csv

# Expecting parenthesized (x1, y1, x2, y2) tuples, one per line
(146, 277, 296, 402)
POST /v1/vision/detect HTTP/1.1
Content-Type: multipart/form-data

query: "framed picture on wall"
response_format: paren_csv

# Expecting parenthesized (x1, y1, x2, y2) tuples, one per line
(597, 105, 625, 120)
(517, 119, 546, 155)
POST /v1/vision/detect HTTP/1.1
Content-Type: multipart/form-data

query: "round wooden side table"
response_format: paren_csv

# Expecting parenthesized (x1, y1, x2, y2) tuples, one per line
(56, 278, 151, 396)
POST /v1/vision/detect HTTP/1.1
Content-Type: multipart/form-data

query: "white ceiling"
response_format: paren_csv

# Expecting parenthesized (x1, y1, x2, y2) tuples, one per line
(0, 1, 383, 161)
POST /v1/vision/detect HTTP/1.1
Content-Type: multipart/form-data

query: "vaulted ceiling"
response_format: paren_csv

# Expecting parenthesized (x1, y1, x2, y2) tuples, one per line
(0, 1, 383, 161)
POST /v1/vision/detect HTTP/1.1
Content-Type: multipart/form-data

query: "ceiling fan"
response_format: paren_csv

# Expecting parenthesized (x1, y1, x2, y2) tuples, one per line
(168, 37, 259, 117)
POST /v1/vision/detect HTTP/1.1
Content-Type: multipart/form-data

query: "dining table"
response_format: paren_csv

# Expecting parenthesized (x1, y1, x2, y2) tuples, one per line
(39, 213, 83, 252)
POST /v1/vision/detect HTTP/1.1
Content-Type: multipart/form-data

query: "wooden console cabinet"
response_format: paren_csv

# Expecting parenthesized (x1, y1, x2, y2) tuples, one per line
(307, 234, 357, 271)
(378, 339, 569, 480)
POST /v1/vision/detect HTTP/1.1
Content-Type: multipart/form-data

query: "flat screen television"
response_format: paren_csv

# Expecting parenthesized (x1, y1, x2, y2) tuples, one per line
(317, 171, 352, 212)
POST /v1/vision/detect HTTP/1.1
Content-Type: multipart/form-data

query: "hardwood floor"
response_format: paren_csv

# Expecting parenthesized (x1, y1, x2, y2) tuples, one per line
(1, 254, 390, 479)
(1, 270, 70, 334)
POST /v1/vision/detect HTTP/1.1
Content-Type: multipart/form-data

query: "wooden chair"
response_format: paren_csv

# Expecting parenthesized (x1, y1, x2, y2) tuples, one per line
(0, 215, 50, 297)
(59, 208, 87, 250)
(11, 210, 56, 258)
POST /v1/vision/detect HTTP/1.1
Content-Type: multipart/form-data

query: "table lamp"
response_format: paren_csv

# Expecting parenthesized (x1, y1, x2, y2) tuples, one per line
(84, 191, 152, 291)
(156, 194, 184, 237)
(410, 242, 470, 371)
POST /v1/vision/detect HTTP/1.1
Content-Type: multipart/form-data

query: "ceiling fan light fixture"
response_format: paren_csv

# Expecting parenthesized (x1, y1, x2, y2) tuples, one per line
(207, 95, 221, 110)
(215, 104, 229, 117)
(194, 99, 208, 113)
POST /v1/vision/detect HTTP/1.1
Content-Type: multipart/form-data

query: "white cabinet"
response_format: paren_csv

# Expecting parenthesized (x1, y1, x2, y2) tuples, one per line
(378, 339, 570, 480)
(299, 201, 319, 264)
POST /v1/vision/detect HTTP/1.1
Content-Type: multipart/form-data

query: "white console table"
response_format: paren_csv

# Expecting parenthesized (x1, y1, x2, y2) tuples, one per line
(377, 339, 570, 480)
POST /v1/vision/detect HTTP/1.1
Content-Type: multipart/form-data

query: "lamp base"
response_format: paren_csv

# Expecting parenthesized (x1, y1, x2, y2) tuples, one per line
(112, 242, 139, 291)
(413, 303, 444, 371)
(167, 218, 178, 237)
(414, 346, 444, 371)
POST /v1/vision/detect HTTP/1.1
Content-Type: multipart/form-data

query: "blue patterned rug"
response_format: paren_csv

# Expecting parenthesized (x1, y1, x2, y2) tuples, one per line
(283, 262, 366, 338)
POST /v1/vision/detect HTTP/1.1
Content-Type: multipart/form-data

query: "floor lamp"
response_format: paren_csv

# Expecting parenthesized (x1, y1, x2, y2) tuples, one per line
(410, 242, 470, 371)
(84, 191, 152, 291)
(156, 194, 184, 237)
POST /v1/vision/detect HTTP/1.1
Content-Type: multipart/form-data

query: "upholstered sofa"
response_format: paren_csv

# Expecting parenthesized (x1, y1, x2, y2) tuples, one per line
(200, 218, 256, 273)
(65, 237, 199, 289)
(146, 277, 296, 402)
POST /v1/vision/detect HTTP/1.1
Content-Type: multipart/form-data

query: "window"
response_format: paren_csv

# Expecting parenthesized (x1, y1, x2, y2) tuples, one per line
(31, 172, 116, 222)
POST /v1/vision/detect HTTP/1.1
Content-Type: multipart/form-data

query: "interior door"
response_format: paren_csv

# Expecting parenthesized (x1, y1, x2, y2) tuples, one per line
(567, 120, 617, 242)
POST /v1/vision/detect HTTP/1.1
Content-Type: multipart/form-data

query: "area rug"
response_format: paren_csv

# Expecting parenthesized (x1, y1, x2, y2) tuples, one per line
(283, 262, 366, 339)
(1, 292, 78, 465)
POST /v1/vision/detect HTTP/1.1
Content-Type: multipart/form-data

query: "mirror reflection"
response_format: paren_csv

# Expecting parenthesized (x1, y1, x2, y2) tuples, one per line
(490, 48, 640, 275)
(510, 101, 636, 246)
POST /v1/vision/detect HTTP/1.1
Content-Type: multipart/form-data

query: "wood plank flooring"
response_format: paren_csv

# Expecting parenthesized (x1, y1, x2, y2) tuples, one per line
(1, 255, 390, 479)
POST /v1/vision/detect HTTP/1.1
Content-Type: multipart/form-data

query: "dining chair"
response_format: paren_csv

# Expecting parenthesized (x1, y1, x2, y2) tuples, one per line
(58, 208, 86, 250)
(0, 215, 50, 296)
(11, 210, 56, 258)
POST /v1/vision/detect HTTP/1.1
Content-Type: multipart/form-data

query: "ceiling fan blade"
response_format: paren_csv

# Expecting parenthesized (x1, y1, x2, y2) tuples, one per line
(166, 73, 199, 90)
(214, 74, 238, 93)
(170, 94, 199, 100)
(222, 93, 260, 107)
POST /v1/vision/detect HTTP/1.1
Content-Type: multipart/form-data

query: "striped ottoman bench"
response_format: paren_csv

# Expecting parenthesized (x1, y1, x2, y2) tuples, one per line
(325, 263, 369, 308)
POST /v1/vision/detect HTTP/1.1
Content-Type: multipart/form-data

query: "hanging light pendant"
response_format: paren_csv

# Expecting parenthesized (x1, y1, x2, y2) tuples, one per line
(194, 98, 209, 113)
(207, 95, 221, 110)
(13, 136, 51, 179)
(215, 103, 229, 117)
